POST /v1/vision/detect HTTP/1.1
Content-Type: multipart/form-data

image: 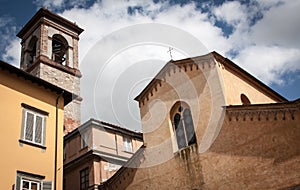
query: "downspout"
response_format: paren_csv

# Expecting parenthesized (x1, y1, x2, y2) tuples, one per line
(54, 91, 64, 190)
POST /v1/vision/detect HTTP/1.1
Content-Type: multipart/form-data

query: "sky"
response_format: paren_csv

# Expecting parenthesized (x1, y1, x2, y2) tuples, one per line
(0, 0, 299, 131)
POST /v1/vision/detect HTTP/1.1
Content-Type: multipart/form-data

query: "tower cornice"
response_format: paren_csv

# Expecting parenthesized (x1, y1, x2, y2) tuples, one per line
(17, 7, 83, 39)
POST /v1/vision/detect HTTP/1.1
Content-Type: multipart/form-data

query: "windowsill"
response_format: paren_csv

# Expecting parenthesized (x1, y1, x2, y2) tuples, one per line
(123, 150, 134, 154)
(174, 143, 197, 154)
(80, 146, 88, 152)
(19, 139, 46, 150)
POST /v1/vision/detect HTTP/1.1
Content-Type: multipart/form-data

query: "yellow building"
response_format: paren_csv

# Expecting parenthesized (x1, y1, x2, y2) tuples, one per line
(0, 60, 75, 190)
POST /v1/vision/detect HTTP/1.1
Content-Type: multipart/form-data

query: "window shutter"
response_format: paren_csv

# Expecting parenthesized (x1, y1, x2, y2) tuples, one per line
(42, 117, 47, 146)
(42, 181, 52, 190)
(15, 175, 21, 190)
(25, 112, 34, 141)
(35, 115, 43, 143)
(20, 109, 26, 139)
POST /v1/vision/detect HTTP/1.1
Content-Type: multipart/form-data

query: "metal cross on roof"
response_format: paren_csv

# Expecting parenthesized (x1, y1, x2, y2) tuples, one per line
(167, 47, 173, 60)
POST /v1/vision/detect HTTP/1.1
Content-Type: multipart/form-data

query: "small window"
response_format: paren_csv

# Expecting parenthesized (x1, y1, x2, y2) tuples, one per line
(15, 172, 51, 190)
(63, 143, 66, 160)
(80, 168, 89, 190)
(21, 179, 40, 190)
(81, 132, 88, 149)
(171, 102, 197, 151)
(123, 136, 133, 152)
(21, 104, 47, 147)
(27, 36, 38, 65)
(240, 93, 251, 105)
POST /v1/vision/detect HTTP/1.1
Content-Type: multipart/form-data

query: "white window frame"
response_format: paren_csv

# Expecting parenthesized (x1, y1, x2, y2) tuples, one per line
(21, 178, 41, 190)
(15, 172, 52, 190)
(123, 136, 133, 152)
(21, 108, 46, 146)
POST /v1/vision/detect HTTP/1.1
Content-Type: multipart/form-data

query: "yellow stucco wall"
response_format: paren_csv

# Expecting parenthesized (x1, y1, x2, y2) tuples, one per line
(0, 69, 64, 190)
(217, 60, 279, 105)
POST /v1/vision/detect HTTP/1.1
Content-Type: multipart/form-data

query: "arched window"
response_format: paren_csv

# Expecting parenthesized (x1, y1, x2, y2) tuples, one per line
(171, 102, 197, 150)
(240, 93, 251, 105)
(52, 34, 68, 65)
(27, 36, 38, 65)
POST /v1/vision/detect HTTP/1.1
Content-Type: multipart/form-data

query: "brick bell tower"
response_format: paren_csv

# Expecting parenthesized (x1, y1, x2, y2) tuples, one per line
(17, 8, 84, 134)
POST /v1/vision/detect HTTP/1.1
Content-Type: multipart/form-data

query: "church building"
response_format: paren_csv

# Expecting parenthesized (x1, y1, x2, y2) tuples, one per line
(99, 52, 300, 189)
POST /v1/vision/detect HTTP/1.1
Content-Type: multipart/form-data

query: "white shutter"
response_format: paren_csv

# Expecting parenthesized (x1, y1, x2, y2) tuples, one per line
(42, 181, 52, 190)
(42, 116, 46, 146)
(25, 112, 34, 141)
(20, 109, 26, 140)
(35, 115, 43, 143)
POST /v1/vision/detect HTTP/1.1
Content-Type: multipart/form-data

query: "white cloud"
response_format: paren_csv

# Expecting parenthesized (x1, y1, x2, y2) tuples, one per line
(250, 1, 300, 48)
(1, 0, 299, 130)
(1, 39, 21, 67)
(213, 1, 246, 26)
(58, 1, 232, 130)
(0, 16, 20, 66)
(234, 45, 300, 85)
(34, 0, 64, 9)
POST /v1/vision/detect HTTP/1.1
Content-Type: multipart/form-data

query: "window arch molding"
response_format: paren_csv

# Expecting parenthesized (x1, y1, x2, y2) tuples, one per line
(170, 101, 197, 151)
(52, 34, 69, 65)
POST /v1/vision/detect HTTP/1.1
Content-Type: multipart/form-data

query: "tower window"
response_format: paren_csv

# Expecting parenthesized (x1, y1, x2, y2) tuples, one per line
(27, 36, 38, 65)
(52, 34, 68, 65)
(171, 102, 197, 151)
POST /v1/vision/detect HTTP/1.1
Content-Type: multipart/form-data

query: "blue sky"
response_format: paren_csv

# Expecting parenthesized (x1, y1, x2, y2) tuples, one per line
(0, 0, 299, 130)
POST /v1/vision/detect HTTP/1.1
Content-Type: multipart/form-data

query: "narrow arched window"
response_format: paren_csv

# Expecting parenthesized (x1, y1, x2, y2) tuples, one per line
(27, 36, 38, 65)
(174, 113, 186, 149)
(183, 109, 196, 145)
(171, 102, 197, 150)
(52, 34, 68, 65)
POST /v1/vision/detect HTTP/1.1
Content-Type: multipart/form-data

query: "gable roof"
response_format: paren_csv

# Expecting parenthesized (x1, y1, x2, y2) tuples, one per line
(0, 60, 76, 105)
(134, 51, 287, 103)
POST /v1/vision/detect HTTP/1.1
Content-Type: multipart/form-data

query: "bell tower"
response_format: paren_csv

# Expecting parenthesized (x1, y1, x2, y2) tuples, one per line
(17, 8, 84, 133)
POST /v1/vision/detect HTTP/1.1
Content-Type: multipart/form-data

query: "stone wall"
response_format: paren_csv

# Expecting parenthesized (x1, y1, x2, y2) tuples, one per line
(100, 101, 300, 189)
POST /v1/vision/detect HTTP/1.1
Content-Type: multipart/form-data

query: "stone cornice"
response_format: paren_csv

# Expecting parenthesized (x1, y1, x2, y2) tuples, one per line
(17, 8, 83, 39)
(26, 55, 82, 77)
(226, 100, 300, 122)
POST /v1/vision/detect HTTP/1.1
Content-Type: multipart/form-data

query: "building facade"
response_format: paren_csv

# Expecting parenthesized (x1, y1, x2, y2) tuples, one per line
(0, 60, 74, 190)
(64, 119, 143, 190)
(17, 8, 84, 133)
(100, 52, 300, 190)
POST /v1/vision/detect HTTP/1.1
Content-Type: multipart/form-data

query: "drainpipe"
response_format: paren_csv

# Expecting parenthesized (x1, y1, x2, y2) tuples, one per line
(54, 91, 64, 190)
